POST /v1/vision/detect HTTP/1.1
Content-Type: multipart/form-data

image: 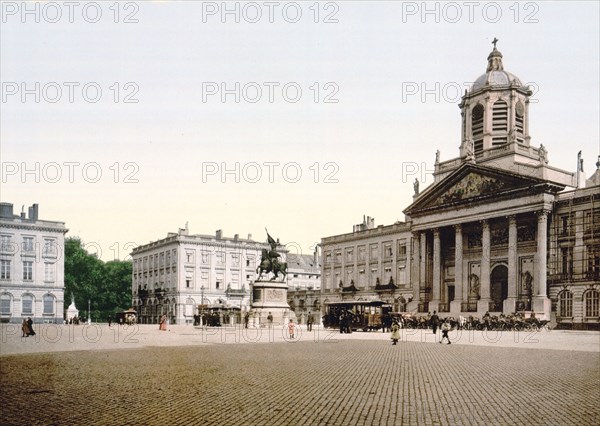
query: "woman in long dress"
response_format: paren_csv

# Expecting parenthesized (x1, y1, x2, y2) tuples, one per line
(159, 314, 167, 331)
(390, 320, 400, 345)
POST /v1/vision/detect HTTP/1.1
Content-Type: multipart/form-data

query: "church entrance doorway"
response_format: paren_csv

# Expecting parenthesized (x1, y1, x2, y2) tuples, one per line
(490, 265, 508, 312)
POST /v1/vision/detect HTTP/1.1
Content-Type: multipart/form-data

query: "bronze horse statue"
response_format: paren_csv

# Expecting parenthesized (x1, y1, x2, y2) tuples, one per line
(256, 248, 287, 281)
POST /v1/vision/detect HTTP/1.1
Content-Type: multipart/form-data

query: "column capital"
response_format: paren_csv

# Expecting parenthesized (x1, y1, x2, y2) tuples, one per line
(506, 214, 517, 224)
(432, 228, 440, 236)
(453, 223, 462, 232)
(480, 219, 490, 229)
(536, 209, 551, 219)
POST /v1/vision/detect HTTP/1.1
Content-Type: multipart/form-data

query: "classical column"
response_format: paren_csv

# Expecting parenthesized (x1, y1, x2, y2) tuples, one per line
(420, 231, 427, 290)
(451, 224, 463, 314)
(504, 215, 518, 314)
(430, 228, 441, 312)
(411, 232, 421, 307)
(533, 210, 551, 318)
(478, 220, 491, 313)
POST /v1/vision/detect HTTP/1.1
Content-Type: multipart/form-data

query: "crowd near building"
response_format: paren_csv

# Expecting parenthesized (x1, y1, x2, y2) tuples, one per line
(130, 225, 285, 325)
(0, 203, 67, 324)
(320, 45, 600, 330)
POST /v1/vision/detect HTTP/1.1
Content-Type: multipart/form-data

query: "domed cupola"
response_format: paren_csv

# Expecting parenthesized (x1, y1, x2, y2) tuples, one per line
(471, 46, 524, 91)
(459, 39, 533, 160)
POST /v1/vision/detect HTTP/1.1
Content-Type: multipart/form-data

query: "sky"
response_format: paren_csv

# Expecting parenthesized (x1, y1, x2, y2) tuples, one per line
(1, 1, 599, 261)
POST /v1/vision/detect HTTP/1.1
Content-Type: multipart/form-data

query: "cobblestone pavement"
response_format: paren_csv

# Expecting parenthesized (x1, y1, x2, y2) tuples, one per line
(1, 328, 599, 425)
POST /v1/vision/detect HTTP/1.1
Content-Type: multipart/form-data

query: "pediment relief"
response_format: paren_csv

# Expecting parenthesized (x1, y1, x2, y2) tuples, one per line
(435, 172, 508, 205)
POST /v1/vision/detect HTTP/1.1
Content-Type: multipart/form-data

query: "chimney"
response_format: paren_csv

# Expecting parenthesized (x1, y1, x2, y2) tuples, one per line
(0, 203, 13, 218)
(234, 234, 239, 242)
(27, 203, 39, 220)
(313, 247, 318, 264)
(247, 233, 252, 240)
(20, 205, 25, 219)
(216, 229, 222, 240)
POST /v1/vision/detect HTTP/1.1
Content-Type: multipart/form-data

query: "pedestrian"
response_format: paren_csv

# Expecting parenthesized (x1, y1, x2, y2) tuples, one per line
(288, 319, 296, 339)
(107, 315, 112, 327)
(27, 317, 36, 336)
(159, 314, 167, 331)
(306, 311, 313, 332)
(244, 312, 250, 329)
(440, 320, 451, 344)
(21, 319, 29, 337)
(390, 320, 400, 345)
(430, 310, 440, 335)
(267, 312, 273, 328)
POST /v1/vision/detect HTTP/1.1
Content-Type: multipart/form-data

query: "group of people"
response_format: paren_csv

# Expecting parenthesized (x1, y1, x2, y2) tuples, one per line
(390, 310, 452, 345)
(21, 318, 35, 337)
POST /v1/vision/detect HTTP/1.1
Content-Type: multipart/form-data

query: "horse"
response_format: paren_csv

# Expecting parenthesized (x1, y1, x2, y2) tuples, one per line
(256, 257, 288, 281)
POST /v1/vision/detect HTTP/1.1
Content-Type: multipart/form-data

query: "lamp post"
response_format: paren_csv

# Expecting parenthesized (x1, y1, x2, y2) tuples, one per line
(87, 299, 91, 324)
(200, 285, 205, 326)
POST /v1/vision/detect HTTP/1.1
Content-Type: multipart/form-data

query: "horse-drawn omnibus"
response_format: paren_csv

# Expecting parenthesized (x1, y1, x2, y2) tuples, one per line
(322, 300, 393, 332)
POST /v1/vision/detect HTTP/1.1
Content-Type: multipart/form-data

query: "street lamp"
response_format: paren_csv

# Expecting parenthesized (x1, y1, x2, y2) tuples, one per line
(200, 285, 205, 326)
(87, 299, 91, 324)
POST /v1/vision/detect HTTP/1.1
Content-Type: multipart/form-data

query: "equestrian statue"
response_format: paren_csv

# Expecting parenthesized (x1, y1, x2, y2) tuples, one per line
(256, 229, 287, 281)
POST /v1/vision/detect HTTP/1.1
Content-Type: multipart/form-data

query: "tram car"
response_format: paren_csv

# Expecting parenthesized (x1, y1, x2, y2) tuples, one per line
(115, 308, 137, 325)
(323, 301, 393, 331)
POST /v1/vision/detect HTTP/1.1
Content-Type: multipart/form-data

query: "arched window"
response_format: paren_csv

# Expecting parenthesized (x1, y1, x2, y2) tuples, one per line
(558, 290, 573, 317)
(21, 294, 34, 315)
(471, 104, 484, 155)
(492, 100, 508, 146)
(0, 293, 12, 315)
(584, 290, 599, 318)
(43, 294, 55, 315)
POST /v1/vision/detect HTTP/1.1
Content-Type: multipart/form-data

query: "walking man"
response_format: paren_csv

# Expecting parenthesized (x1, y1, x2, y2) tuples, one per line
(430, 310, 440, 335)
(307, 311, 313, 332)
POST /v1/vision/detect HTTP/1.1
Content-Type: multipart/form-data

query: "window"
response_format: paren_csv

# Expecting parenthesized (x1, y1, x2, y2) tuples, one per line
(397, 241, 407, 257)
(232, 253, 239, 266)
(335, 251, 342, 264)
(23, 261, 33, 281)
(22, 236, 34, 252)
(43, 239, 57, 257)
(186, 279, 191, 288)
(216, 281, 221, 290)
(1, 260, 10, 280)
(370, 244, 378, 261)
(471, 104, 484, 155)
(0, 294, 11, 314)
(558, 290, 573, 317)
(44, 263, 55, 282)
(561, 247, 573, 277)
(492, 100, 508, 138)
(43, 295, 54, 315)
(216, 252, 224, 264)
(346, 249, 353, 263)
(1, 235, 14, 253)
(584, 290, 599, 318)
(384, 242, 393, 258)
(358, 246, 366, 262)
(246, 259, 250, 267)
(186, 251, 194, 263)
(22, 294, 33, 314)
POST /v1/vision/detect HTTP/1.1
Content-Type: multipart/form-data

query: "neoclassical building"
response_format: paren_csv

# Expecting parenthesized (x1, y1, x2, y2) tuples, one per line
(131, 226, 281, 325)
(0, 203, 68, 324)
(287, 249, 321, 324)
(320, 45, 599, 329)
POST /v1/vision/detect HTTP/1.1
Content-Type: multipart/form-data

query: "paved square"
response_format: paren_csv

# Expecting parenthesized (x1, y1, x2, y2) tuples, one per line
(1, 326, 599, 425)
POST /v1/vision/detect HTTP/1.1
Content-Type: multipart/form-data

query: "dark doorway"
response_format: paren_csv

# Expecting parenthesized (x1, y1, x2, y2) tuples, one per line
(448, 285, 455, 302)
(490, 265, 508, 312)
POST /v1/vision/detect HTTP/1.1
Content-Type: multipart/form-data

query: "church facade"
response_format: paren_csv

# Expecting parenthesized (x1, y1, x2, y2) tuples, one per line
(320, 45, 600, 329)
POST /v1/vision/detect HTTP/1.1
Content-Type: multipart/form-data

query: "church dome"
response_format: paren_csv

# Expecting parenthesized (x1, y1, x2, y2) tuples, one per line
(470, 44, 525, 92)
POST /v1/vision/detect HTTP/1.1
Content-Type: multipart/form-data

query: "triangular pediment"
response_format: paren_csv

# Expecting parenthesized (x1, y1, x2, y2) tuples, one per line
(404, 164, 563, 215)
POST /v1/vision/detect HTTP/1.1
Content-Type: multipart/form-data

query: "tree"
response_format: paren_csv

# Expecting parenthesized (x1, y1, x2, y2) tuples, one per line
(64, 237, 132, 322)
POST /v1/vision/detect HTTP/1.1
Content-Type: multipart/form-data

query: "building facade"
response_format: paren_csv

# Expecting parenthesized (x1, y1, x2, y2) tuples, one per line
(287, 249, 321, 324)
(0, 203, 67, 324)
(131, 226, 281, 325)
(320, 46, 600, 329)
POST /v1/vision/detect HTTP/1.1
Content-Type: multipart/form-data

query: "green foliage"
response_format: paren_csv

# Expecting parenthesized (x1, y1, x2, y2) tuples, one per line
(64, 237, 132, 322)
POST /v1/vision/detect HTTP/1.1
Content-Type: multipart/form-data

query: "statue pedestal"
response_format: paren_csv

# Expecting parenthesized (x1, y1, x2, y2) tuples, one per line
(251, 280, 291, 327)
